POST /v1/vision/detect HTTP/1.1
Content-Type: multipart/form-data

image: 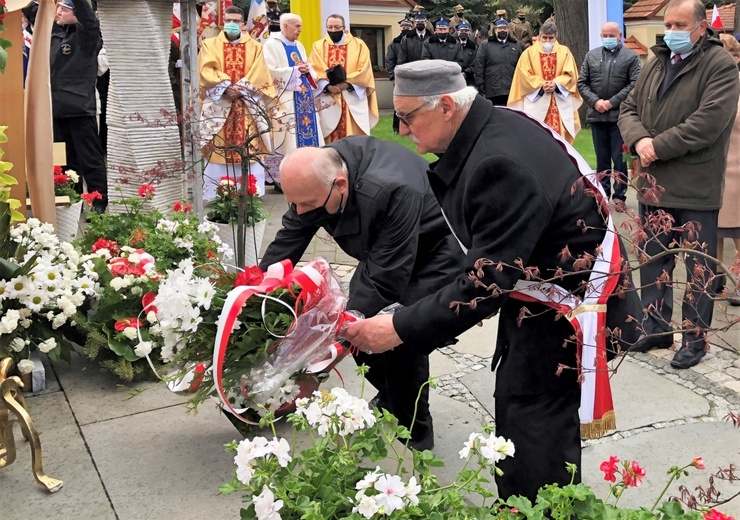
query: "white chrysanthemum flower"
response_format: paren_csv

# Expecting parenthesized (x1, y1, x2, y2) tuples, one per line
(38, 338, 57, 353)
(17, 359, 35, 374)
(7, 276, 33, 299)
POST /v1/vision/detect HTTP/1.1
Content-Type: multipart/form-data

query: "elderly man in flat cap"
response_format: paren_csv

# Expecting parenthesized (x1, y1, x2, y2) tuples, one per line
(346, 60, 641, 501)
(259, 136, 463, 452)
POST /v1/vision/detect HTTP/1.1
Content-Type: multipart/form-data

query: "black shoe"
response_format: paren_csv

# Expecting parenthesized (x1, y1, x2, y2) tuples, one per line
(670, 347, 706, 369)
(631, 334, 673, 353)
(91, 203, 107, 215)
(408, 429, 434, 451)
(368, 393, 390, 411)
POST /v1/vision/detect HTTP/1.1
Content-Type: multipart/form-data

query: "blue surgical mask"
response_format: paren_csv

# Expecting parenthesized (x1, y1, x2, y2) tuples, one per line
(663, 23, 699, 55)
(224, 21, 242, 38)
(602, 37, 618, 50)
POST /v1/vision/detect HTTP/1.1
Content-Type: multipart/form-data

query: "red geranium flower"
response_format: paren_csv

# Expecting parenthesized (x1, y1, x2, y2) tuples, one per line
(692, 457, 705, 470)
(184, 203, 192, 213)
(53, 165, 63, 175)
(81, 191, 103, 206)
(129, 228, 146, 245)
(704, 509, 735, 520)
(234, 265, 264, 287)
(114, 317, 143, 332)
(599, 455, 620, 483)
(138, 184, 156, 197)
(173, 201, 182, 212)
(621, 460, 646, 488)
(91, 237, 119, 255)
(247, 173, 258, 196)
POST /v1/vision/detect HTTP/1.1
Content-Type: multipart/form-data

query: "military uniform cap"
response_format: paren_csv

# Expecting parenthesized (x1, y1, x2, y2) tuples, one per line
(453, 4, 464, 11)
(399, 18, 413, 27)
(435, 18, 450, 27)
(457, 22, 471, 30)
(494, 19, 509, 27)
(413, 12, 427, 21)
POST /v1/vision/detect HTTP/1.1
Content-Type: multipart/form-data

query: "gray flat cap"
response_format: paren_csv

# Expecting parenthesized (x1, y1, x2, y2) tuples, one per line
(394, 60, 466, 97)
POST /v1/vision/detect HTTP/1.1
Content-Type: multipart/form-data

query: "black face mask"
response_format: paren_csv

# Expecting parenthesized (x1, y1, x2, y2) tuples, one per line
(401, 29, 411, 37)
(293, 180, 343, 227)
(519, 16, 526, 21)
(416, 23, 426, 31)
(328, 30, 344, 43)
(497, 31, 508, 40)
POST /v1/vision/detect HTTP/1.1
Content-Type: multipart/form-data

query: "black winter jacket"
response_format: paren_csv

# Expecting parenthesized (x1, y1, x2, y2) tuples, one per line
(473, 36, 523, 99)
(385, 33, 404, 80)
(260, 136, 462, 330)
(578, 45, 642, 123)
(421, 35, 463, 64)
(458, 39, 477, 85)
(50, 0, 103, 119)
(398, 31, 431, 65)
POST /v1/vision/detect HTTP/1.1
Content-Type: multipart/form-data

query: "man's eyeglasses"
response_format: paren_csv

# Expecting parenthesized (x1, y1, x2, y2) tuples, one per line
(326, 25, 345, 31)
(395, 100, 431, 127)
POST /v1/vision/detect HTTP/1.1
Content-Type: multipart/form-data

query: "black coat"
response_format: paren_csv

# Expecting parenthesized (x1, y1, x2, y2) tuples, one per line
(50, 0, 103, 119)
(458, 38, 477, 85)
(473, 36, 523, 99)
(259, 136, 462, 332)
(578, 45, 642, 123)
(393, 98, 641, 396)
(385, 34, 404, 80)
(398, 30, 431, 65)
(422, 35, 463, 64)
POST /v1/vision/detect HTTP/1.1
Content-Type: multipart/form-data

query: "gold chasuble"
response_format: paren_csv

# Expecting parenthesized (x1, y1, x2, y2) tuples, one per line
(507, 41, 582, 144)
(198, 32, 276, 164)
(309, 33, 379, 143)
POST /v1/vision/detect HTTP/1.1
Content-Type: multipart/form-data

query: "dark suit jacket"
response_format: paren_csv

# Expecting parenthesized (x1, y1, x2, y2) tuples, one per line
(393, 98, 641, 396)
(260, 136, 462, 344)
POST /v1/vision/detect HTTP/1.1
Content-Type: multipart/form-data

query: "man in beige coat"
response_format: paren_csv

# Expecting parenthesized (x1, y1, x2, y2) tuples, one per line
(618, 0, 740, 368)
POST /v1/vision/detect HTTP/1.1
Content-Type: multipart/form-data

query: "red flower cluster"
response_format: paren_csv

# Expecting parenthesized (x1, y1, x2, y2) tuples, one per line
(114, 317, 143, 332)
(91, 238, 119, 256)
(142, 292, 158, 314)
(704, 509, 735, 520)
(53, 165, 63, 175)
(247, 173, 258, 197)
(138, 184, 156, 197)
(599, 455, 620, 483)
(108, 250, 155, 277)
(129, 228, 146, 245)
(172, 201, 192, 213)
(234, 265, 264, 288)
(81, 191, 103, 206)
(0, 0, 6, 22)
(54, 173, 70, 186)
(621, 460, 646, 488)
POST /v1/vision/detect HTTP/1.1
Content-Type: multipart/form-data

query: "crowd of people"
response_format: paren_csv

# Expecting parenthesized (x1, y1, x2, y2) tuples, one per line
(25, 0, 740, 504)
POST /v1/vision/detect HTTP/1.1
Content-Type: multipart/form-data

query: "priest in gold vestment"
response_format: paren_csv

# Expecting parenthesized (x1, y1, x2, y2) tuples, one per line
(507, 22, 582, 144)
(198, 6, 276, 199)
(309, 14, 379, 143)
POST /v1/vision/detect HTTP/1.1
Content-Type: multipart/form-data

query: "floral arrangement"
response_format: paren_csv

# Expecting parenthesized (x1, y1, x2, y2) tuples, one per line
(221, 379, 738, 520)
(0, 218, 100, 373)
(206, 174, 265, 226)
(53, 165, 81, 205)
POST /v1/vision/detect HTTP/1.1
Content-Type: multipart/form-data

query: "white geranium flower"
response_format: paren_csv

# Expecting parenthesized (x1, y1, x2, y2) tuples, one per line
(356, 467, 383, 491)
(267, 437, 291, 468)
(459, 432, 481, 459)
(38, 338, 57, 353)
(404, 476, 421, 506)
(65, 169, 79, 183)
(353, 494, 379, 519)
(17, 359, 35, 374)
(253, 486, 283, 520)
(134, 341, 153, 358)
(373, 474, 406, 515)
(493, 436, 515, 459)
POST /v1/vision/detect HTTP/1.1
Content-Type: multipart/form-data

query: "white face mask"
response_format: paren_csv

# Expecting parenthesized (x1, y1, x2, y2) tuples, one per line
(541, 41, 555, 54)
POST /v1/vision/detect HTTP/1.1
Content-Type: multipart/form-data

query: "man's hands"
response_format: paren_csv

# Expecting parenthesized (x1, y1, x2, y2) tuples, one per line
(345, 314, 402, 354)
(594, 99, 612, 113)
(542, 80, 556, 94)
(224, 86, 241, 101)
(296, 62, 310, 74)
(635, 137, 658, 167)
(326, 82, 351, 95)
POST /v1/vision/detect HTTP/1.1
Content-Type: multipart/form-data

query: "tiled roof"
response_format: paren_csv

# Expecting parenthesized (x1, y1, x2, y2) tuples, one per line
(707, 4, 735, 32)
(624, 0, 669, 20)
(623, 35, 648, 56)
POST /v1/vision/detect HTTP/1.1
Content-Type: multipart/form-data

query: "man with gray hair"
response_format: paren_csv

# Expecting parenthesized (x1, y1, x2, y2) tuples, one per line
(346, 60, 641, 500)
(619, 0, 739, 369)
(262, 12, 323, 181)
(259, 136, 463, 452)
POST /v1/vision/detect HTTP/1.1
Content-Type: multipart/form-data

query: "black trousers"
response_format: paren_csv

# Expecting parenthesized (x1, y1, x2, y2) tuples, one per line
(488, 95, 510, 107)
(353, 345, 432, 443)
(639, 204, 719, 350)
(54, 116, 108, 206)
(495, 386, 582, 502)
(591, 122, 628, 201)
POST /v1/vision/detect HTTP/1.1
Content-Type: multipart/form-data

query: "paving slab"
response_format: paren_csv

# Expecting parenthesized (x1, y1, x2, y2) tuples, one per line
(583, 422, 740, 517)
(52, 354, 187, 426)
(1, 392, 116, 520)
(430, 349, 460, 377)
(450, 318, 498, 358)
(82, 401, 245, 520)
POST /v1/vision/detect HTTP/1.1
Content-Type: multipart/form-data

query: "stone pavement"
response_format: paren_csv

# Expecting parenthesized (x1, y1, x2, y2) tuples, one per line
(2, 190, 739, 519)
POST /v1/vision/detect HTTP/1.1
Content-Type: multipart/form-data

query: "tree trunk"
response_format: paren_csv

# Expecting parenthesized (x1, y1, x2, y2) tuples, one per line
(553, 0, 589, 125)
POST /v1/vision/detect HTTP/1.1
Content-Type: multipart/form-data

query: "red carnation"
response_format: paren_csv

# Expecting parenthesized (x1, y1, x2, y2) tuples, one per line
(234, 265, 264, 287)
